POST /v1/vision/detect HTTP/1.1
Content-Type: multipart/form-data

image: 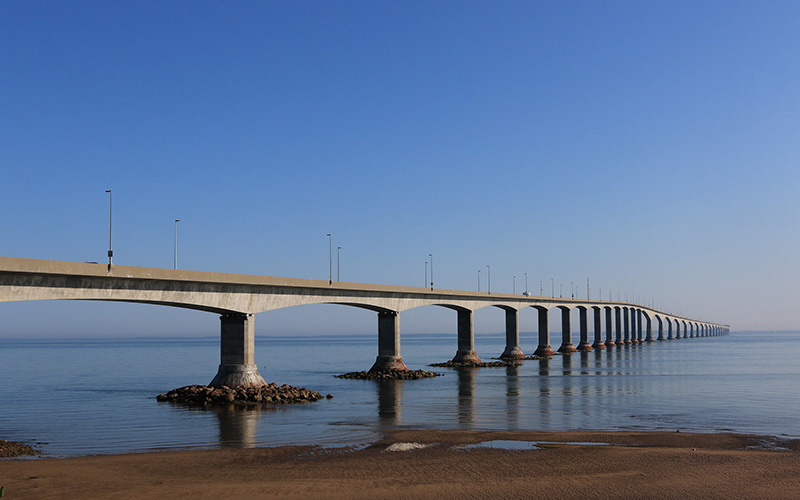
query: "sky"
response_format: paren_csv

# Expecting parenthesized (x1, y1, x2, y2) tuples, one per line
(1, 1, 798, 338)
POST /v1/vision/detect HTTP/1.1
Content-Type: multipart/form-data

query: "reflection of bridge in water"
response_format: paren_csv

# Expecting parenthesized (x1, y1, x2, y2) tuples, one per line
(0, 257, 729, 387)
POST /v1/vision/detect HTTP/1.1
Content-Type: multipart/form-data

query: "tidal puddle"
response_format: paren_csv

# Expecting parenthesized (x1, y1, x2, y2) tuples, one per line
(463, 440, 612, 451)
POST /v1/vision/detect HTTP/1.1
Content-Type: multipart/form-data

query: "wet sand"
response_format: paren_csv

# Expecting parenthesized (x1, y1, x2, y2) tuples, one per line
(2, 429, 800, 499)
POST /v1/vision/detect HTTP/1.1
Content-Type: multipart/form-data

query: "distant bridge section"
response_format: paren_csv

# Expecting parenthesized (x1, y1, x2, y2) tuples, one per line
(0, 257, 730, 386)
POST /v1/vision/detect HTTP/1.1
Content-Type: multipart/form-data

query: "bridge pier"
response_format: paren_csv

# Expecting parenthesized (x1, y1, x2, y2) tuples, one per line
(614, 307, 623, 346)
(452, 309, 482, 363)
(623, 308, 631, 344)
(500, 308, 525, 360)
(577, 307, 592, 351)
(634, 309, 642, 343)
(604, 306, 615, 347)
(592, 306, 605, 349)
(557, 307, 576, 353)
(370, 311, 409, 372)
(533, 307, 554, 356)
(209, 313, 267, 388)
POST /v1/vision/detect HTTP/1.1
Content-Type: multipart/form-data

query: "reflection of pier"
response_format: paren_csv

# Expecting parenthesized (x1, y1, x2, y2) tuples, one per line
(457, 368, 477, 425)
(213, 406, 259, 448)
(376, 380, 403, 425)
(505, 364, 520, 428)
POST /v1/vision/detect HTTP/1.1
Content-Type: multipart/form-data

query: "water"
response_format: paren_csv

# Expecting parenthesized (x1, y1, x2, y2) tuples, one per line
(1, 331, 798, 457)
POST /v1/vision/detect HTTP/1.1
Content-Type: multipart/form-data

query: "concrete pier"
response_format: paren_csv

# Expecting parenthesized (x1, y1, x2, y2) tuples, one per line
(557, 306, 576, 353)
(622, 307, 631, 345)
(615, 307, 623, 346)
(592, 306, 605, 349)
(656, 316, 664, 341)
(577, 307, 593, 351)
(452, 309, 482, 363)
(209, 313, 267, 387)
(369, 311, 409, 371)
(604, 306, 615, 347)
(533, 306, 554, 356)
(630, 309, 640, 344)
(500, 308, 525, 360)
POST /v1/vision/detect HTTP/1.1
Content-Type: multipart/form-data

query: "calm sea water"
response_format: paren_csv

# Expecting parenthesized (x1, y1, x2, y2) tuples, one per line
(1, 331, 798, 457)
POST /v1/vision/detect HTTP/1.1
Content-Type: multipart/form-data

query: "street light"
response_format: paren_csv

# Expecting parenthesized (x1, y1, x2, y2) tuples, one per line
(524, 273, 528, 295)
(105, 189, 113, 268)
(487, 265, 491, 294)
(513, 275, 516, 294)
(424, 261, 428, 288)
(327, 234, 332, 285)
(551, 278, 554, 298)
(429, 253, 433, 290)
(337, 246, 341, 281)
(571, 281, 574, 299)
(477, 269, 480, 292)
(174, 219, 180, 270)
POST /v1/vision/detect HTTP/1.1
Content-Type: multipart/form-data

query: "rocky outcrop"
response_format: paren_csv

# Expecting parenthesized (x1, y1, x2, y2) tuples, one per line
(156, 383, 330, 407)
(0, 439, 38, 458)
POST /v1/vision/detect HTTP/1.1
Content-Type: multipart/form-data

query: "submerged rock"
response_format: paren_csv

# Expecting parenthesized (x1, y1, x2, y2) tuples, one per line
(335, 369, 443, 380)
(156, 382, 325, 408)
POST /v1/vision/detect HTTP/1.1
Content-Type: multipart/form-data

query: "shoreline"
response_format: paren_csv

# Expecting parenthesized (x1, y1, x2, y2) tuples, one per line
(2, 429, 800, 499)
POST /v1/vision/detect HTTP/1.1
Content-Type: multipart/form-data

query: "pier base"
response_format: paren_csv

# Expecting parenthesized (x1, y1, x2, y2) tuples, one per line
(534, 344, 555, 356)
(452, 349, 482, 363)
(500, 345, 525, 360)
(558, 343, 576, 353)
(210, 363, 267, 387)
(369, 355, 409, 372)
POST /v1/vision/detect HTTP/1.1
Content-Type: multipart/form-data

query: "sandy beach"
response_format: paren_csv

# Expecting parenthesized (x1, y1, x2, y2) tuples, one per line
(2, 429, 800, 499)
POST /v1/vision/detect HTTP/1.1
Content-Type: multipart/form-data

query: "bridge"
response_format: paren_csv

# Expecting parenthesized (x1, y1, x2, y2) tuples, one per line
(0, 256, 729, 387)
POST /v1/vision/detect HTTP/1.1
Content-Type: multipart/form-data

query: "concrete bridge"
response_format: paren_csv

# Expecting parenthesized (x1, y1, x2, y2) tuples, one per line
(0, 257, 730, 387)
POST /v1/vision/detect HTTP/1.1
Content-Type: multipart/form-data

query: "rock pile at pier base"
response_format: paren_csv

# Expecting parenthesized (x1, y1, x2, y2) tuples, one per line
(430, 360, 522, 368)
(335, 369, 442, 380)
(156, 382, 330, 407)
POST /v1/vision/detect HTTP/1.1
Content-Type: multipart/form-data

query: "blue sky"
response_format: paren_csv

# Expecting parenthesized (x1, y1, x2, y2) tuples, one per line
(1, 1, 798, 337)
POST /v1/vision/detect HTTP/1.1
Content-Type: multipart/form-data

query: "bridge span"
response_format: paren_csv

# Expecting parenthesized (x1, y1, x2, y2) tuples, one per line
(0, 257, 729, 387)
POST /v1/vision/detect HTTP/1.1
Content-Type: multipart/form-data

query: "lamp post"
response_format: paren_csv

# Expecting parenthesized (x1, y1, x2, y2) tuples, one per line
(104, 189, 113, 268)
(551, 278, 554, 298)
(487, 265, 491, 294)
(587, 277, 590, 300)
(540, 280, 543, 296)
(524, 273, 528, 295)
(571, 281, 574, 299)
(327, 234, 332, 285)
(513, 275, 516, 294)
(477, 269, 480, 292)
(337, 246, 341, 281)
(425, 261, 428, 288)
(429, 253, 433, 290)
(174, 219, 180, 270)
